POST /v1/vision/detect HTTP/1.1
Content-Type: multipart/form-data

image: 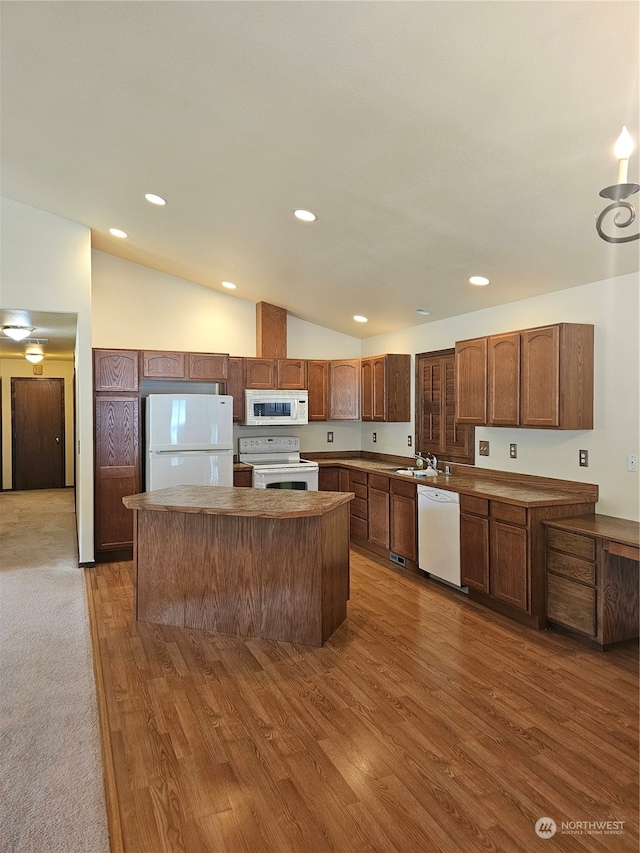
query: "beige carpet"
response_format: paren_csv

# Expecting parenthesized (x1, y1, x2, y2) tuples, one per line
(0, 489, 110, 853)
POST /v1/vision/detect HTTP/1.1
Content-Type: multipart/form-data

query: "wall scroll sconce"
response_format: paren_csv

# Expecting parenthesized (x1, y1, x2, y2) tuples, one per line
(596, 126, 639, 243)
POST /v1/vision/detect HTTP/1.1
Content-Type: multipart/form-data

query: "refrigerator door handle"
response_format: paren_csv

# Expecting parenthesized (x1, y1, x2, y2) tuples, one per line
(149, 448, 233, 456)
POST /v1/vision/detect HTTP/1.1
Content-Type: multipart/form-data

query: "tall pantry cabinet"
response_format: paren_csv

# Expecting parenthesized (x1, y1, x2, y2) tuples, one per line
(93, 350, 140, 562)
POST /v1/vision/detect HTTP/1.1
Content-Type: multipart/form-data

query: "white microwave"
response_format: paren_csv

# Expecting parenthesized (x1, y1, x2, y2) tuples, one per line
(244, 389, 309, 426)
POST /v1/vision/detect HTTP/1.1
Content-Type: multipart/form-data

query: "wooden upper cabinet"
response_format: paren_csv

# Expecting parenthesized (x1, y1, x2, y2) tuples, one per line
(521, 324, 593, 429)
(488, 333, 520, 426)
(521, 326, 559, 427)
(187, 352, 228, 381)
(245, 358, 277, 389)
(455, 337, 488, 424)
(94, 349, 139, 392)
(277, 359, 307, 390)
(226, 357, 246, 422)
(329, 360, 360, 420)
(142, 351, 186, 379)
(361, 354, 411, 422)
(456, 324, 593, 430)
(308, 360, 329, 421)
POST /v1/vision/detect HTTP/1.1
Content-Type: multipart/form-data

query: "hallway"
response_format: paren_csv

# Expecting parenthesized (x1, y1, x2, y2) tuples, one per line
(0, 489, 109, 853)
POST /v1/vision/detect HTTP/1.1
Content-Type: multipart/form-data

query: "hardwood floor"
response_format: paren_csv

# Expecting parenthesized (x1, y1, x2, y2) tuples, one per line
(86, 546, 639, 853)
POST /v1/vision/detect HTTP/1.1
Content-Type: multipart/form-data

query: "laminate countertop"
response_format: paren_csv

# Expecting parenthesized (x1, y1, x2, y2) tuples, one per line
(305, 456, 599, 508)
(123, 485, 353, 519)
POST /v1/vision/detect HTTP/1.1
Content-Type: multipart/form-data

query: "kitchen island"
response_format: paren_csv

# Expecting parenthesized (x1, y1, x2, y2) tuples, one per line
(122, 485, 353, 646)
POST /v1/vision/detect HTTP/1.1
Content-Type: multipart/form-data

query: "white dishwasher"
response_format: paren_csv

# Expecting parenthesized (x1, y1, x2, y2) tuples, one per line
(417, 485, 466, 589)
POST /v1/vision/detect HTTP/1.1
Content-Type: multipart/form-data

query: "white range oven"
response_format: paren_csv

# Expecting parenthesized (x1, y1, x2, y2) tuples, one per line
(238, 436, 319, 490)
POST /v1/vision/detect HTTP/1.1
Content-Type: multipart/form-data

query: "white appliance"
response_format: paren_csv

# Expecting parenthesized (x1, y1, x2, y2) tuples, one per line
(417, 485, 466, 590)
(239, 436, 319, 490)
(146, 394, 234, 490)
(244, 389, 308, 426)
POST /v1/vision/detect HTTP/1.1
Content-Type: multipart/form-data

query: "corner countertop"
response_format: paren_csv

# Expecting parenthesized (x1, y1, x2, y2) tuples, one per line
(123, 485, 353, 519)
(303, 455, 598, 508)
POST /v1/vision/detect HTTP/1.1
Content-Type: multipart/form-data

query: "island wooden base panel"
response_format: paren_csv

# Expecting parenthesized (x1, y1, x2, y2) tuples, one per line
(86, 551, 639, 853)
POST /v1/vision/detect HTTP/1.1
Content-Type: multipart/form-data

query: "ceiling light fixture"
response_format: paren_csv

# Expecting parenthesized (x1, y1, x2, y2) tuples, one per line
(144, 193, 166, 206)
(597, 126, 639, 243)
(415, 309, 431, 316)
(3, 325, 34, 341)
(469, 276, 490, 286)
(221, 281, 237, 290)
(109, 228, 128, 238)
(353, 315, 368, 323)
(25, 351, 44, 364)
(293, 209, 317, 222)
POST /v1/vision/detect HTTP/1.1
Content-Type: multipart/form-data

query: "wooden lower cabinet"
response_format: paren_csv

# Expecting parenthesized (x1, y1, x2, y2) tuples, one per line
(544, 516, 639, 647)
(461, 494, 595, 628)
(349, 470, 368, 540)
(368, 474, 390, 549)
(94, 395, 139, 561)
(390, 479, 417, 562)
(233, 468, 253, 487)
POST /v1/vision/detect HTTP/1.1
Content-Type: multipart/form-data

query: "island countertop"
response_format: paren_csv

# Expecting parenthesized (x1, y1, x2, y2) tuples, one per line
(123, 484, 353, 519)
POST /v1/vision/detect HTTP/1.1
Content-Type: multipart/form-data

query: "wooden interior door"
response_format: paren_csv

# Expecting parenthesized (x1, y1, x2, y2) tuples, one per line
(12, 378, 65, 490)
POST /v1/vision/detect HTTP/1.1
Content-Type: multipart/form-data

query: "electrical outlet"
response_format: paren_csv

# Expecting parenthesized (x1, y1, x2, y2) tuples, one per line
(372, 432, 377, 443)
(628, 453, 638, 472)
(407, 435, 412, 447)
(579, 449, 588, 467)
(327, 431, 334, 443)
(509, 443, 517, 459)
(479, 441, 490, 457)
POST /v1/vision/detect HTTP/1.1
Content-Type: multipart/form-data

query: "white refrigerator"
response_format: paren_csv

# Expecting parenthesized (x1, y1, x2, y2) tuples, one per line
(145, 394, 234, 490)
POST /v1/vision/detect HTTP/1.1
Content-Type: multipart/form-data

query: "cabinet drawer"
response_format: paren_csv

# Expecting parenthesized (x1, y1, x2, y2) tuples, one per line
(369, 473, 390, 492)
(350, 516, 368, 540)
(391, 478, 416, 499)
(460, 494, 489, 516)
(491, 502, 527, 526)
(350, 482, 367, 501)
(546, 528, 595, 561)
(349, 470, 368, 487)
(547, 550, 596, 585)
(547, 574, 596, 636)
(350, 497, 368, 519)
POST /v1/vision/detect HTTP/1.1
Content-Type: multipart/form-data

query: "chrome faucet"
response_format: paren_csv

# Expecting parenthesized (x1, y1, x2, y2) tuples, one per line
(425, 452, 438, 471)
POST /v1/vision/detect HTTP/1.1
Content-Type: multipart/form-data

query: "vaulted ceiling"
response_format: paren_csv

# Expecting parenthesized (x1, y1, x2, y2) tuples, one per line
(1, 1, 638, 340)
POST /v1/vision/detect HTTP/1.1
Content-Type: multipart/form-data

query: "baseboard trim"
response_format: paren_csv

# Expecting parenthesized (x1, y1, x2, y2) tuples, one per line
(84, 569, 125, 853)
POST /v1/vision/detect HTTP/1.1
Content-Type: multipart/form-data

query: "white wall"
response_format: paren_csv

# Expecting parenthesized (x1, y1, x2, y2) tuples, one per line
(0, 358, 75, 488)
(0, 197, 93, 561)
(362, 273, 640, 520)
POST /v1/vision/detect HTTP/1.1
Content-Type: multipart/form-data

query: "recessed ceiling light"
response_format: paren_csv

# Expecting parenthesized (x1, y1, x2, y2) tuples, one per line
(3, 325, 34, 341)
(144, 193, 166, 206)
(109, 228, 128, 239)
(469, 276, 490, 286)
(293, 209, 317, 222)
(354, 315, 368, 323)
(415, 309, 431, 316)
(222, 281, 237, 290)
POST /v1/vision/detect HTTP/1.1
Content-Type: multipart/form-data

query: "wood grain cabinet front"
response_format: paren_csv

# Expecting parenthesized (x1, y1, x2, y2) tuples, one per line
(142, 351, 186, 379)
(245, 358, 277, 389)
(94, 349, 139, 391)
(348, 470, 368, 540)
(361, 354, 411, 422)
(94, 395, 139, 559)
(330, 360, 361, 420)
(276, 359, 307, 389)
(318, 466, 349, 492)
(368, 474, 390, 549)
(544, 517, 639, 647)
(390, 479, 417, 562)
(455, 323, 593, 430)
(187, 352, 229, 381)
(226, 357, 246, 422)
(308, 360, 329, 421)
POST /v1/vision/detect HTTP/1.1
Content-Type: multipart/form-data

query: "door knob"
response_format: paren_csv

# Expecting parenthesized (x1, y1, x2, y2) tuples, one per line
(55, 437, 61, 444)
